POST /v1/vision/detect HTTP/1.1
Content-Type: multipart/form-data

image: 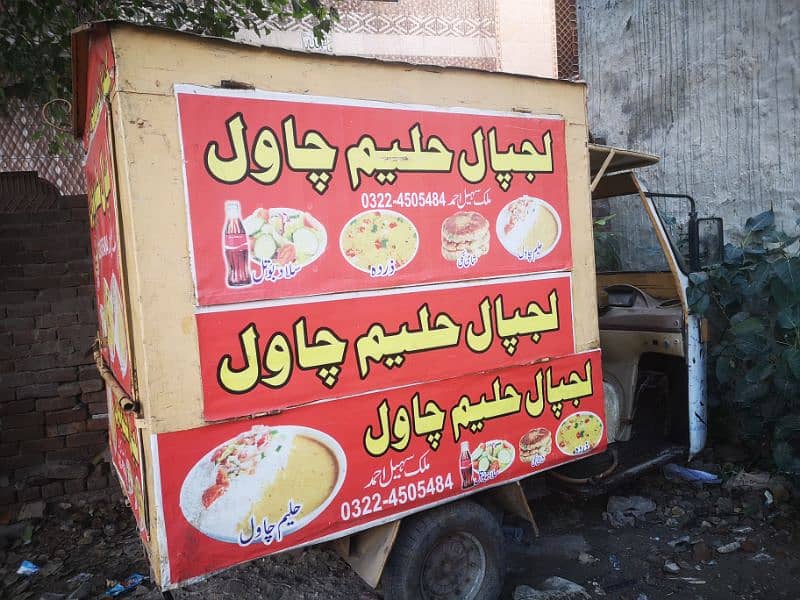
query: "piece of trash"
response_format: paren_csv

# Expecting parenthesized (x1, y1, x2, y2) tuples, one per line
(105, 573, 146, 597)
(603, 496, 656, 528)
(663, 463, 721, 484)
(636, 594, 649, 600)
(749, 552, 773, 562)
(716, 541, 740, 554)
(609, 554, 621, 570)
(667, 576, 706, 584)
(732, 526, 753, 534)
(578, 551, 598, 565)
(663, 560, 680, 574)
(723, 471, 771, 491)
(16, 560, 40, 575)
(668, 535, 691, 547)
(67, 573, 93, 586)
(514, 577, 590, 600)
(764, 490, 774, 506)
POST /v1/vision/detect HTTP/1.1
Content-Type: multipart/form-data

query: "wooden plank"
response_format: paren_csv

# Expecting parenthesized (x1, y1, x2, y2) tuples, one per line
(340, 520, 401, 588)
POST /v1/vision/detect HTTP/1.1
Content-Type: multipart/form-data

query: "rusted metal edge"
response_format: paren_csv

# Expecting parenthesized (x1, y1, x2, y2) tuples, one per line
(93, 339, 139, 413)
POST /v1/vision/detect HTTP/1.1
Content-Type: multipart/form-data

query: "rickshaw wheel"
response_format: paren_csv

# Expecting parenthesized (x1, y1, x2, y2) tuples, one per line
(382, 500, 504, 600)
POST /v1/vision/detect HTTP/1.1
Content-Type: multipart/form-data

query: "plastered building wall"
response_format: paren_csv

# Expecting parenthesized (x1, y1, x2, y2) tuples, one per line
(579, 0, 800, 233)
(241, 0, 559, 77)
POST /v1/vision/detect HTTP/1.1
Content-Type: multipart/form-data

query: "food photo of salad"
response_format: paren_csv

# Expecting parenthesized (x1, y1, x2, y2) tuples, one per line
(243, 207, 327, 268)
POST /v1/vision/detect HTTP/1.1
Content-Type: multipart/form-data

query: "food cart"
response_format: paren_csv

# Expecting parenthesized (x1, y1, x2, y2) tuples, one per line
(72, 22, 607, 598)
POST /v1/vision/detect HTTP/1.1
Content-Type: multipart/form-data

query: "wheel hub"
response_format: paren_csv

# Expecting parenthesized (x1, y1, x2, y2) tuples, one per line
(419, 531, 486, 600)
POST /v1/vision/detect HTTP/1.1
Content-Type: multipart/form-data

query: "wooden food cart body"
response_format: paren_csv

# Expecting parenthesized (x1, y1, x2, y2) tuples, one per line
(73, 22, 604, 590)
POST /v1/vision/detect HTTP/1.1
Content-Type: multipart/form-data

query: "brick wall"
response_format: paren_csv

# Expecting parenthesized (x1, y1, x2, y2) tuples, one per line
(1, 172, 110, 517)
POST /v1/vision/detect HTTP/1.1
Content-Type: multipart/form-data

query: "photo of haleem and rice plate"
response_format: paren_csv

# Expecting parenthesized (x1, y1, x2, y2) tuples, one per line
(243, 207, 327, 268)
(440, 211, 490, 261)
(496, 196, 561, 260)
(99, 274, 128, 376)
(340, 210, 418, 273)
(555, 411, 604, 456)
(180, 425, 346, 544)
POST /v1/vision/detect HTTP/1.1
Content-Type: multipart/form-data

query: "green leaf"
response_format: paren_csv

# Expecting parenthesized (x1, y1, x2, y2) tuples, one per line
(784, 348, 800, 380)
(777, 306, 800, 330)
(730, 316, 764, 336)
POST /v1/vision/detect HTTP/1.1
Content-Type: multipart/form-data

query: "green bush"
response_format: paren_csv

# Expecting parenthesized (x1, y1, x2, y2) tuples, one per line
(688, 210, 800, 473)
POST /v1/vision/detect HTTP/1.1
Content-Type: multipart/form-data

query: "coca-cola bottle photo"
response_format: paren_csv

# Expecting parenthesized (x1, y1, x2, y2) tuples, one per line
(223, 200, 251, 287)
(459, 441, 474, 489)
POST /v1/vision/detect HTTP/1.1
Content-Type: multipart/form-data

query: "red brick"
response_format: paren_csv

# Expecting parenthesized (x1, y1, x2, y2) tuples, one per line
(79, 379, 103, 393)
(17, 486, 41, 502)
(78, 365, 99, 380)
(35, 396, 76, 412)
(14, 355, 58, 372)
(46, 421, 85, 436)
(29, 340, 62, 356)
(16, 383, 59, 400)
(6, 302, 51, 318)
(37, 367, 78, 383)
(0, 291, 36, 304)
(37, 287, 77, 302)
(0, 317, 35, 332)
(45, 405, 86, 425)
(0, 442, 19, 456)
(20, 436, 64, 453)
(11, 330, 35, 345)
(2, 412, 44, 428)
(63, 479, 86, 494)
(86, 475, 108, 491)
(36, 313, 77, 328)
(82, 390, 106, 404)
(46, 461, 89, 479)
(0, 425, 43, 442)
(41, 481, 64, 498)
(66, 431, 106, 448)
(0, 399, 34, 415)
(87, 418, 109, 431)
(47, 446, 98, 462)
(57, 382, 82, 397)
(87, 402, 108, 416)
(0, 487, 16, 504)
(0, 451, 43, 471)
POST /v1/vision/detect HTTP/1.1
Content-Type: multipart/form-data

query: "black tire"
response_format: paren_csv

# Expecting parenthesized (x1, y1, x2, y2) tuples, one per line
(382, 500, 504, 600)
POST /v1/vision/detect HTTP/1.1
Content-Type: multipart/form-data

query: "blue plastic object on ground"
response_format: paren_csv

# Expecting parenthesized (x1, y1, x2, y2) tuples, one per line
(16, 560, 39, 576)
(663, 463, 721, 484)
(105, 573, 146, 597)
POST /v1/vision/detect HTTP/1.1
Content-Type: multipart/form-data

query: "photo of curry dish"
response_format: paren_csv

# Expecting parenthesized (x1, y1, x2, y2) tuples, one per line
(180, 425, 346, 543)
(340, 210, 418, 272)
(555, 412, 604, 456)
(496, 196, 561, 259)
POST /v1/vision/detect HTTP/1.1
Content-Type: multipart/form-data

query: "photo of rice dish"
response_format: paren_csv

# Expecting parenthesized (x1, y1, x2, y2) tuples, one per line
(470, 439, 514, 481)
(441, 211, 490, 261)
(340, 210, 418, 273)
(180, 425, 346, 543)
(243, 208, 326, 268)
(110, 274, 128, 376)
(518, 428, 552, 465)
(555, 411, 604, 456)
(496, 196, 561, 259)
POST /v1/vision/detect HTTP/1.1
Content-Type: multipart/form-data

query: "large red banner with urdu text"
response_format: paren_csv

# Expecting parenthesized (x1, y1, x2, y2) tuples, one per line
(155, 349, 604, 586)
(176, 86, 571, 305)
(197, 273, 574, 421)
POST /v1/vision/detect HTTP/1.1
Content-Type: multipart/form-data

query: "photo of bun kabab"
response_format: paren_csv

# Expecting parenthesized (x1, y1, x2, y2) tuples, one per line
(441, 211, 490, 261)
(518, 428, 552, 465)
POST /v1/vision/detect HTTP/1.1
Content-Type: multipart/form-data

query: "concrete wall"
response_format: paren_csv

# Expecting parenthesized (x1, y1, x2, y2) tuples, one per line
(240, 0, 559, 77)
(578, 0, 800, 233)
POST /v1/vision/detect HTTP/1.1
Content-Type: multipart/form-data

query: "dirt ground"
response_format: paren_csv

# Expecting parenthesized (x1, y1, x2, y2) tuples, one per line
(2, 447, 798, 600)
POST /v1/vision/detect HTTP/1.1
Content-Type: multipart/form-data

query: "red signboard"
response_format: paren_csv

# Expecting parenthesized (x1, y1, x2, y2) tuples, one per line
(198, 273, 574, 421)
(176, 86, 571, 306)
(154, 349, 604, 587)
(84, 30, 144, 539)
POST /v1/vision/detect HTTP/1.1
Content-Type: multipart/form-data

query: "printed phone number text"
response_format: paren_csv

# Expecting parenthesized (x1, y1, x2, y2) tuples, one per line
(361, 191, 446, 209)
(340, 473, 454, 521)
